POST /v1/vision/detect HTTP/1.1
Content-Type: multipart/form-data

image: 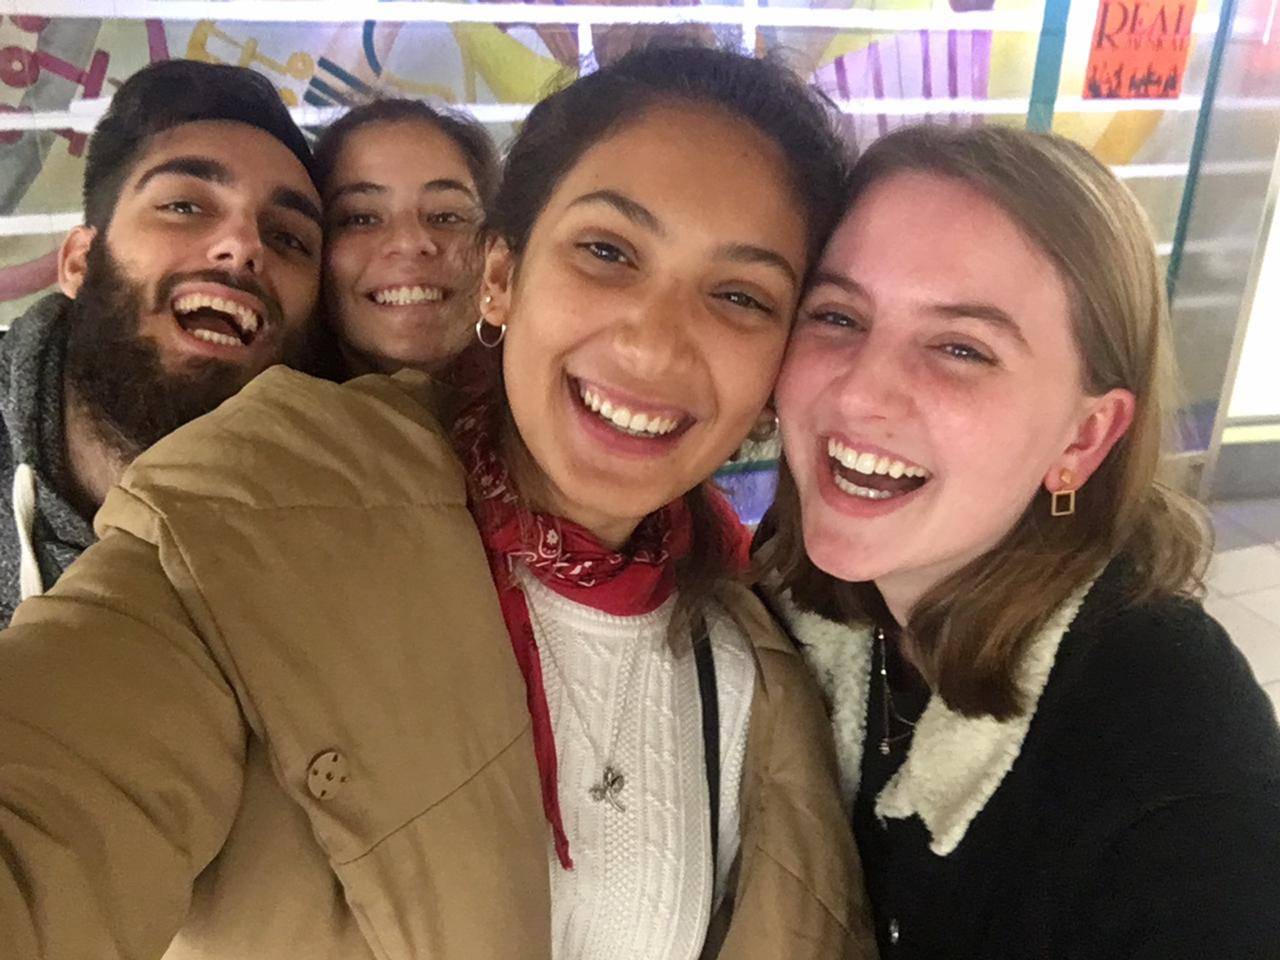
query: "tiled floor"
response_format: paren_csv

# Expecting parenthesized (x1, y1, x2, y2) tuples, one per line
(1206, 498, 1280, 720)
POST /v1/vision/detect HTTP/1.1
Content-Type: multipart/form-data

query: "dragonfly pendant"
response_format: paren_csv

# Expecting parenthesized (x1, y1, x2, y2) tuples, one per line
(588, 764, 626, 812)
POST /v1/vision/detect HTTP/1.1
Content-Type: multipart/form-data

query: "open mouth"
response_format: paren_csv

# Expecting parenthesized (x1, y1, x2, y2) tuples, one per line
(172, 292, 263, 348)
(572, 377, 693, 440)
(367, 284, 448, 306)
(827, 437, 932, 501)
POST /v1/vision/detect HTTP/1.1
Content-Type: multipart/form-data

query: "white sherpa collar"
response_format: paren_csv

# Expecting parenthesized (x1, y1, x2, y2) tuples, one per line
(772, 578, 1095, 856)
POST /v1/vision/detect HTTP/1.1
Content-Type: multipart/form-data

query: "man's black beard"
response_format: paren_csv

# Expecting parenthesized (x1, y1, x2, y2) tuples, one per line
(64, 239, 317, 460)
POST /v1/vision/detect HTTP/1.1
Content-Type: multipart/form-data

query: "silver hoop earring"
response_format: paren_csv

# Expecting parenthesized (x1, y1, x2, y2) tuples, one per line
(475, 318, 507, 348)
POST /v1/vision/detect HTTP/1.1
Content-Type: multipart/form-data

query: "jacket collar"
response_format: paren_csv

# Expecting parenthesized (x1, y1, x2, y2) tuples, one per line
(771, 577, 1096, 856)
(0, 292, 72, 474)
(0, 294, 95, 557)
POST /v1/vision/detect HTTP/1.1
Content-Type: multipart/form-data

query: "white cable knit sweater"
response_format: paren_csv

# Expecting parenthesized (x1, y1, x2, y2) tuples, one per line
(517, 568, 755, 960)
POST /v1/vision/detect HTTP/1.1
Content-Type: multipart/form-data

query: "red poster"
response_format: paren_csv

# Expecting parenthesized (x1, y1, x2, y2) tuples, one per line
(1084, 0, 1195, 99)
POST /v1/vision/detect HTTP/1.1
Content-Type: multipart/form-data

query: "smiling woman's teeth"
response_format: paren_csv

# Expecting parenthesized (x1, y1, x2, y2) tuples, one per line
(826, 437, 931, 501)
(827, 438, 930, 480)
(372, 285, 443, 305)
(832, 473, 895, 500)
(579, 385, 680, 437)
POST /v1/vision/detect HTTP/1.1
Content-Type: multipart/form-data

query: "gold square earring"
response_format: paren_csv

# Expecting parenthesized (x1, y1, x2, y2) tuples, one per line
(1051, 468, 1076, 517)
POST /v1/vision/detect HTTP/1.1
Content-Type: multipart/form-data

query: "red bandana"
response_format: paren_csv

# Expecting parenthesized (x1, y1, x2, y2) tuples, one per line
(452, 403, 747, 869)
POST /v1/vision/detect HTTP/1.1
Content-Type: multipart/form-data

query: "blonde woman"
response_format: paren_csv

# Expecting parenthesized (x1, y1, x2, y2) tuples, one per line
(758, 124, 1280, 957)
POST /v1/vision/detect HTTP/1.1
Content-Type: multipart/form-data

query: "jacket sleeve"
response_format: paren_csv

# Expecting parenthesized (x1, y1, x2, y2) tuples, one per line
(1070, 791, 1280, 960)
(1062, 602, 1280, 959)
(0, 507, 248, 960)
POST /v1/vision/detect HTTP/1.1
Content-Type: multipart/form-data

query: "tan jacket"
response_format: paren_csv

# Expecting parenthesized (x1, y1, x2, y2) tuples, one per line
(0, 368, 874, 960)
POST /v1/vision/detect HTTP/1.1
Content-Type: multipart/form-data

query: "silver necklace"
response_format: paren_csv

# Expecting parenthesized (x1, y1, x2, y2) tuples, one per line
(523, 580, 649, 813)
(876, 626, 917, 756)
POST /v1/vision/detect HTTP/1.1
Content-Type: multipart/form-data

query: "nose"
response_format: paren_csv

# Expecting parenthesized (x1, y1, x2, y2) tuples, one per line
(207, 211, 265, 275)
(383, 211, 440, 258)
(829, 332, 915, 423)
(611, 281, 696, 380)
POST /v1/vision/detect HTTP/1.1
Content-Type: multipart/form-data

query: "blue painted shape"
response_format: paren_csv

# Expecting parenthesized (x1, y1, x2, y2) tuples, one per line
(362, 20, 384, 78)
(308, 75, 357, 107)
(1027, 0, 1072, 131)
(318, 56, 377, 97)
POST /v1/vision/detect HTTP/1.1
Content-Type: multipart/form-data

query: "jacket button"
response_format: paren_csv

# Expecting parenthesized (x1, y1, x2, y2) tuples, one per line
(307, 749, 350, 800)
(888, 918, 901, 946)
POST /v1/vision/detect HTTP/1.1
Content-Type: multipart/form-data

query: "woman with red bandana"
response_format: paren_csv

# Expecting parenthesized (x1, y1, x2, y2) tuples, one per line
(0, 46, 874, 960)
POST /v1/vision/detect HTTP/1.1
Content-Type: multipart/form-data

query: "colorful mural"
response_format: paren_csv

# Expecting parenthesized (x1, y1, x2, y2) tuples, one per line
(0, 3, 1249, 318)
(1, 1, 1278, 503)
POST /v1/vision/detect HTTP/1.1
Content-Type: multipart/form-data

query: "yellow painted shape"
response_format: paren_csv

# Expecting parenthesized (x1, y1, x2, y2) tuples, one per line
(988, 32, 1037, 99)
(450, 23, 568, 104)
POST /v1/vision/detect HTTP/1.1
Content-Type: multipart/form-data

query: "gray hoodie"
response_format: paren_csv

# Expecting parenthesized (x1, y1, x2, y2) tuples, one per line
(0, 293, 95, 626)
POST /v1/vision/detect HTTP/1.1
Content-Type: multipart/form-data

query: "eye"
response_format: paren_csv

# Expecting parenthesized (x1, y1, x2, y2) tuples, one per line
(578, 240, 631, 266)
(273, 231, 313, 257)
(336, 211, 380, 229)
(937, 341, 996, 365)
(807, 309, 860, 330)
(716, 290, 774, 315)
(158, 200, 202, 215)
(425, 211, 469, 226)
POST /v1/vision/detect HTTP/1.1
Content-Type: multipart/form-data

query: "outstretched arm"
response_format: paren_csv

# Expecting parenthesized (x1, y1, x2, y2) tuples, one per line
(0, 524, 246, 960)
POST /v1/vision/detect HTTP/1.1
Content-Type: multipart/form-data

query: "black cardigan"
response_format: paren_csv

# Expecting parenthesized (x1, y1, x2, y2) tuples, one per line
(789, 565, 1280, 959)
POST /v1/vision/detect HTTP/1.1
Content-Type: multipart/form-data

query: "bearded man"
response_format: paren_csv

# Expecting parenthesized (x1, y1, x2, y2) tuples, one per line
(0, 59, 325, 624)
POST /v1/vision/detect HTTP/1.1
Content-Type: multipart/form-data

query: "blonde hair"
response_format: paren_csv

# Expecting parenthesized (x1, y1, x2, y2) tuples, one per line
(757, 124, 1210, 719)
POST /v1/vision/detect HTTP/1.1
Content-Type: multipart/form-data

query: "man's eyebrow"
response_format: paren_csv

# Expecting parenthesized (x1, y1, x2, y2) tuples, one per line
(272, 186, 322, 227)
(135, 155, 320, 227)
(134, 156, 232, 192)
(717, 242, 799, 288)
(568, 189, 664, 235)
(928, 301, 1030, 347)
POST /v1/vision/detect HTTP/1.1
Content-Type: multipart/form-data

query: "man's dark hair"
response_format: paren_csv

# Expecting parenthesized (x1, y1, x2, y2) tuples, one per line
(83, 59, 316, 229)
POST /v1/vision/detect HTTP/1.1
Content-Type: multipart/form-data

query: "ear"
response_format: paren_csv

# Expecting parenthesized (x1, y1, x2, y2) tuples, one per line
(57, 225, 96, 299)
(479, 234, 516, 333)
(1044, 387, 1136, 493)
